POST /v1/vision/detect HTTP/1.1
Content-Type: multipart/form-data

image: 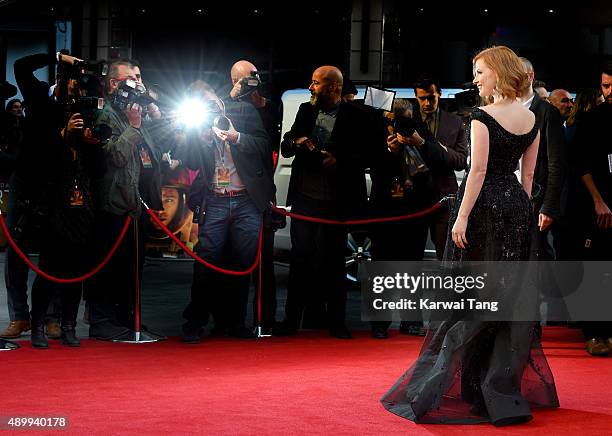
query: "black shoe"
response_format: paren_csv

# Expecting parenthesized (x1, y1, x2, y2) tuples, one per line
(89, 321, 130, 340)
(399, 321, 412, 335)
(329, 325, 352, 339)
(408, 325, 427, 336)
(371, 326, 389, 339)
(400, 321, 426, 336)
(211, 325, 229, 336)
(31, 323, 48, 349)
(182, 323, 203, 344)
(272, 321, 298, 336)
(60, 325, 80, 347)
(228, 325, 256, 339)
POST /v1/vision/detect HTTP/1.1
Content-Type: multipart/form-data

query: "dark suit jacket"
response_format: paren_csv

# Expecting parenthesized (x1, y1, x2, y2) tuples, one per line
(415, 109, 468, 199)
(529, 93, 567, 219)
(184, 99, 275, 213)
(280, 101, 375, 217)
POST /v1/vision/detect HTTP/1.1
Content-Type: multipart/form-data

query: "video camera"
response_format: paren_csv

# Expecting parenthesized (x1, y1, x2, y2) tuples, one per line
(454, 83, 480, 112)
(110, 79, 157, 111)
(236, 71, 261, 99)
(57, 57, 112, 143)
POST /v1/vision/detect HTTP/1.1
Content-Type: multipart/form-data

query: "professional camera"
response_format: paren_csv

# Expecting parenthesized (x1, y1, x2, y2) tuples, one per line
(58, 58, 112, 143)
(387, 114, 429, 177)
(454, 83, 480, 112)
(236, 71, 261, 99)
(393, 115, 421, 138)
(110, 79, 157, 111)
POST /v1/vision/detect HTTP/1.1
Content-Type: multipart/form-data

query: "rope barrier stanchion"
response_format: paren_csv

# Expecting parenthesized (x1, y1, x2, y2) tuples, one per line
(113, 211, 166, 344)
(0, 211, 132, 284)
(255, 250, 270, 338)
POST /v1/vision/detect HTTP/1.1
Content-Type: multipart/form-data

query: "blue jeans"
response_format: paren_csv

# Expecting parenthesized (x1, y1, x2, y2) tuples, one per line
(184, 194, 262, 328)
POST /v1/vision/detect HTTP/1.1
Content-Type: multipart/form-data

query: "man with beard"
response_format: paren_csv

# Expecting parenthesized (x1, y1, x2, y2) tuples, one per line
(274, 66, 375, 339)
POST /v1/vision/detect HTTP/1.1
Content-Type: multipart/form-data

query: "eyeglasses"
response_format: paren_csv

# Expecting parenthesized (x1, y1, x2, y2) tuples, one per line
(560, 97, 574, 104)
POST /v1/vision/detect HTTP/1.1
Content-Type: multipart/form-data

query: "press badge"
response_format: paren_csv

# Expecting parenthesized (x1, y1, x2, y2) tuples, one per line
(216, 166, 230, 187)
(69, 181, 84, 207)
(139, 148, 153, 169)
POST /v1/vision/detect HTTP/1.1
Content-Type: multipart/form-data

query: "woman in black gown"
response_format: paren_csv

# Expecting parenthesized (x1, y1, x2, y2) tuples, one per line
(381, 46, 559, 426)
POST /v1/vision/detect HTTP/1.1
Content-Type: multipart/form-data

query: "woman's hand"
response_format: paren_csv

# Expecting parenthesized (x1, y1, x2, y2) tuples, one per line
(451, 216, 469, 249)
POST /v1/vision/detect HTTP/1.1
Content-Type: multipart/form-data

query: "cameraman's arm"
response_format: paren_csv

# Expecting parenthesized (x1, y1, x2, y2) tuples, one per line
(416, 123, 468, 171)
(13, 53, 55, 107)
(225, 103, 270, 158)
(96, 107, 142, 168)
(280, 103, 312, 158)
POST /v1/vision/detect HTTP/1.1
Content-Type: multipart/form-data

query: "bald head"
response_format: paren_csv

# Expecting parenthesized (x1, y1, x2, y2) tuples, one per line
(309, 66, 343, 109)
(549, 89, 574, 119)
(314, 66, 343, 86)
(231, 60, 257, 84)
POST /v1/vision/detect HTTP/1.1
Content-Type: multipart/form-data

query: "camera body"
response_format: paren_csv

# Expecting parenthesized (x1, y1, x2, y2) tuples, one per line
(58, 58, 111, 143)
(237, 71, 261, 99)
(110, 79, 156, 111)
(393, 115, 420, 138)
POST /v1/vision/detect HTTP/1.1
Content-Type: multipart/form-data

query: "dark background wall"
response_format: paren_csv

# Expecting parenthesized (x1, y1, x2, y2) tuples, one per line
(1, 0, 611, 105)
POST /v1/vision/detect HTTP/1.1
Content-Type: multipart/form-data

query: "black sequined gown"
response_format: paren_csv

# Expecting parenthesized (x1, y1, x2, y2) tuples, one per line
(381, 108, 559, 425)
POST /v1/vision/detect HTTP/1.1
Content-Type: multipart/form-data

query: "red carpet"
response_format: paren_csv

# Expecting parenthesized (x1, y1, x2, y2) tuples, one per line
(3, 327, 612, 435)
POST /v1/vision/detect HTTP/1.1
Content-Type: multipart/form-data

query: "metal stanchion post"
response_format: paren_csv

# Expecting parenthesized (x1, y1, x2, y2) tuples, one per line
(0, 338, 19, 351)
(113, 215, 165, 343)
(255, 243, 270, 338)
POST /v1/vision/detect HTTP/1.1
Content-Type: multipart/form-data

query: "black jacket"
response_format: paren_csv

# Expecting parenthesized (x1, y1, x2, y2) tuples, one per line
(414, 109, 468, 198)
(529, 93, 567, 219)
(280, 101, 375, 217)
(576, 102, 612, 204)
(184, 99, 275, 213)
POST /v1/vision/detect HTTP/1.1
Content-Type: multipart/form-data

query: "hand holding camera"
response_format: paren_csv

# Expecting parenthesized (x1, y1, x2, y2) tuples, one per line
(397, 130, 426, 147)
(126, 103, 142, 129)
(293, 136, 316, 152)
(212, 118, 239, 144)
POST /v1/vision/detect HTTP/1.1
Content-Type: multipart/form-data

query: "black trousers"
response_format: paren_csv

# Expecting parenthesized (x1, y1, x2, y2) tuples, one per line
(284, 195, 347, 329)
(369, 202, 448, 331)
(581, 227, 612, 340)
(30, 242, 84, 327)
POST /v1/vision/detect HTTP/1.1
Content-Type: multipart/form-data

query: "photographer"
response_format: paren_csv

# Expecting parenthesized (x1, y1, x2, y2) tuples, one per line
(229, 60, 282, 334)
(87, 59, 164, 340)
(275, 66, 375, 339)
(180, 80, 274, 343)
(369, 99, 436, 338)
(7, 52, 105, 347)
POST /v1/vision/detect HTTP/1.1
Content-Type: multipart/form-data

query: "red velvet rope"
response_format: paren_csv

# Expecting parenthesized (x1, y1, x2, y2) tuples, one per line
(145, 207, 262, 276)
(270, 201, 443, 226)
(0, 213, 132, 284)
